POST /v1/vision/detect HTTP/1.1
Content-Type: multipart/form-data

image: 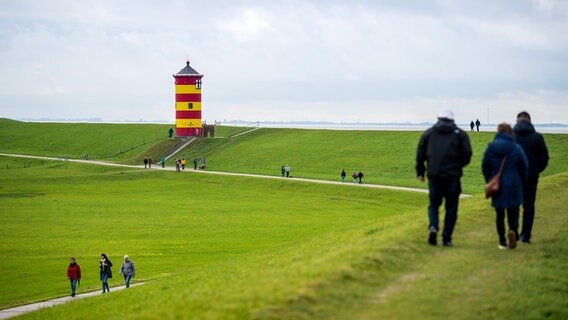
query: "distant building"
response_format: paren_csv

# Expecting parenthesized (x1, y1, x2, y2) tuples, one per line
(173, 60, 204, 136)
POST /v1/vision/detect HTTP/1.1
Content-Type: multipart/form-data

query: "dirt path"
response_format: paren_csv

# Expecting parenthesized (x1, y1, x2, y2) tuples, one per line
(0, 152, 469, 197)
(0, 283, 144, 319)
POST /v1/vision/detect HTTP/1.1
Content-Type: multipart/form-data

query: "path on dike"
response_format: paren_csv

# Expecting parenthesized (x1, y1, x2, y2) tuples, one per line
(0, 152, 471, 197)
(0, 283, 144, 319)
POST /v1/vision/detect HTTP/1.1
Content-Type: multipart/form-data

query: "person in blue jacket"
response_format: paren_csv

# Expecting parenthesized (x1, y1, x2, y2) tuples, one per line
(482, 123, 528, 249)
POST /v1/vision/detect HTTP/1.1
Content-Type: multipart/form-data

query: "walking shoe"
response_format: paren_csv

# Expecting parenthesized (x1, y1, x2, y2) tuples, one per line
(507, 230, 517, 249)
(498, 243, 507, 250)
(428, 227, 437, 246)
(442, 241, 452, 247)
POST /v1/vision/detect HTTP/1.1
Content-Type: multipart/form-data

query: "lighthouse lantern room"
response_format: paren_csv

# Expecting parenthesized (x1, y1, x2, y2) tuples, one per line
(173, 60, 204, 137)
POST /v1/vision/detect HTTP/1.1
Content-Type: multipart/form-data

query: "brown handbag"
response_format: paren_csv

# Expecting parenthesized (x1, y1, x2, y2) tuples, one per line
(485, 156, 507, 199)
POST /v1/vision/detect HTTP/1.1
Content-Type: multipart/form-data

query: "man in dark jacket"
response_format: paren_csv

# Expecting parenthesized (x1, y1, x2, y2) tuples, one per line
(416, 110, 472, 246)
(513, 111, 549, 243)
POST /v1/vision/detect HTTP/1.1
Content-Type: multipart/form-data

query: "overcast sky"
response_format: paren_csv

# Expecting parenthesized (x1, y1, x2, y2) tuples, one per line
(1, 0, 567, 124)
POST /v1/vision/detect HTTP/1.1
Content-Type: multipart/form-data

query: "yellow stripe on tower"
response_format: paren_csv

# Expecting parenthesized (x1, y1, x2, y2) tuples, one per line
(175, 85, 201, 94)
(176, 119, 202, 128)
(176, 102, 202, 111)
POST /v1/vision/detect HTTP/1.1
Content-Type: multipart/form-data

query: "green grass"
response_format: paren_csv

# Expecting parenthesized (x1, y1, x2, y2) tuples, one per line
(174, 128, 568, 195)
(1, 120, 567, 319)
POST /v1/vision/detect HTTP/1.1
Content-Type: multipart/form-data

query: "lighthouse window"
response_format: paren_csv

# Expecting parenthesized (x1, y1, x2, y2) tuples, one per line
(196, 79, 202, 89)
(188, 103, 193, 110)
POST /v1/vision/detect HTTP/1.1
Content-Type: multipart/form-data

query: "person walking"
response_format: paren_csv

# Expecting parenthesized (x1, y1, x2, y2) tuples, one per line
(352, 172, 358, 184)
(281, 165, 285, 177)
(119, 255, 136, 288)
(357, 171, 364, 184)
(340, 169, 346, 183)
(475, 119, 481, 132)
(66, 257, 81, 297)
(416, 110, 472, 246)
(513, 111, 549, 244)
(148, 158, 152, 168)
(181, 158, 186, 170)
(100, 253, 113, 293)
(285, 165, 290, 178)
(193, 159, 198, 170)
(470, 120, 475, 132)
(168, 127, 174, 139)
(482, 123, 528, 249)
(143, 157, 148, 169)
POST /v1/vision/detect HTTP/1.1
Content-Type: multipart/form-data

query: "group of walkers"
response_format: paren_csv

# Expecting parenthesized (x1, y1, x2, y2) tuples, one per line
(281, 165, 291, 177)
(66, 254, 136, 297)
(416, 110, 548, 249)
(175, 158, 200, 171)
(469, 119, 481, 131)
(340, 169, 364, 184)
(143, 157, 152, 168)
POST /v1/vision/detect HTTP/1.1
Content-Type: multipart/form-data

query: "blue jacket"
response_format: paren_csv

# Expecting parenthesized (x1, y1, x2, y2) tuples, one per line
(482, 133, 528, 208)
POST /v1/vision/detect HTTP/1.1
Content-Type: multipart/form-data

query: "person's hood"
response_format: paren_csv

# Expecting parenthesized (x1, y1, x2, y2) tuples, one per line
(491, 132, 516, 156)
(433, 119, 457, 133)
(513, 120, 535, 136)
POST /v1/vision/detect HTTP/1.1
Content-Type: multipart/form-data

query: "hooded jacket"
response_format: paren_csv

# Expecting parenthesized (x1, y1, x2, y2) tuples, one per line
(482, 133, 528, 208)
(416, 119, 472, 178)
(513, 120, 549, 177)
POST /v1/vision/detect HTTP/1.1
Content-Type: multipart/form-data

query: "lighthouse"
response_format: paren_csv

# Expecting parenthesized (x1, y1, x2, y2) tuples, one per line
(173, 60, 204, 137)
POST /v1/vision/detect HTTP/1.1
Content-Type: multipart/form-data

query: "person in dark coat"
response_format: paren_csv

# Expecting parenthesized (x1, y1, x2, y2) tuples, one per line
(168, 127, 174, 139)
(470, 121, 475, 132)
(513, 111, 549, 243)
(475, 119, 481, 131)
(416, 110, 472, 246)
(340, 169, 346, 183)
(143, 157, 148, 169)
(357, 171, 364, 184)
(482, 123, 528, 249)
(100, 253, 113, 293)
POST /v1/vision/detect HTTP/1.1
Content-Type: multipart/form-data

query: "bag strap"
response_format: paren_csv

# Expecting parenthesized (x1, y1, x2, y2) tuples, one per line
(496, 156, 507, 177)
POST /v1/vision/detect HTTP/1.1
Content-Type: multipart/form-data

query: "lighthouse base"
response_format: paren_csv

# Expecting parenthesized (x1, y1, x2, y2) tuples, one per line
(176, 127, 202, 137)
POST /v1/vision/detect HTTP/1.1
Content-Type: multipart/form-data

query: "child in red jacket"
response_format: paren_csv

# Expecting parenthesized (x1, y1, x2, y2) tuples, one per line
(67, 257, 81, 297)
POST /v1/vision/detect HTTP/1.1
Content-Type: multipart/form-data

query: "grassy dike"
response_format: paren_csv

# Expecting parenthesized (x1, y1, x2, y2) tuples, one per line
(1, 120, 566, 319)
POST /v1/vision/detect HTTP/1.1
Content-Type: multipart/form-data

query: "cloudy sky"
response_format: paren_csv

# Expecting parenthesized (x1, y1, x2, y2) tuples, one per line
(0, 0, 567, 124)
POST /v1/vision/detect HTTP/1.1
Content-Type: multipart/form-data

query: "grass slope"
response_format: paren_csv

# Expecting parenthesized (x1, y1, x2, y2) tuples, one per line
(176, 128, 568, 195)
(0, 156, 421, 310)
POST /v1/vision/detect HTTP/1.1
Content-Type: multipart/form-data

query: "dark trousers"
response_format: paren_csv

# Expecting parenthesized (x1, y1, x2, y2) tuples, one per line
(428, 176, 461, 244)
(495, 207, 519, 244)
(521, 175, 539, 242)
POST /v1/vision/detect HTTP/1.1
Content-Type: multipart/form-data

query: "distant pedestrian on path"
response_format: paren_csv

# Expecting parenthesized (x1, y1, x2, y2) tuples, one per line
(99, 253, 113, 293)
(341, 169, 346, 183)
(66, 257, 81, 297)
(482, 123, 528, 249)
(285, 165, 290, 178)
(470, 121, 475, 132)
(143, 157, 148, 169)
(181, 158, 186, 170)
(160, 156, 165, 168)
(357, 171, 364, 184)
(416, 110, 472, 247)
(119, 255, 136, 288)
(148, 158, 152, 168)
(175, 159, 180, 172)
(281, 165, 285, 177)
(513, 111, 549, 244)
(352, 172, 357, 184)
(168, 127, 174, 139)
(193, 159, 198, 170)
(475, 119, 481, 132)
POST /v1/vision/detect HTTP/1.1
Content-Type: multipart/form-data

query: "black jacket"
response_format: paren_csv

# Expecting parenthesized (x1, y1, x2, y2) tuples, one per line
(513, 120, 549, 177)
(416, 119, 472, 178)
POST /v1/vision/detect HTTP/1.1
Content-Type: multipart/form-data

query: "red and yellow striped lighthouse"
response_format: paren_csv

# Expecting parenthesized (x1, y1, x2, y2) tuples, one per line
(173, 60, 204, 136)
